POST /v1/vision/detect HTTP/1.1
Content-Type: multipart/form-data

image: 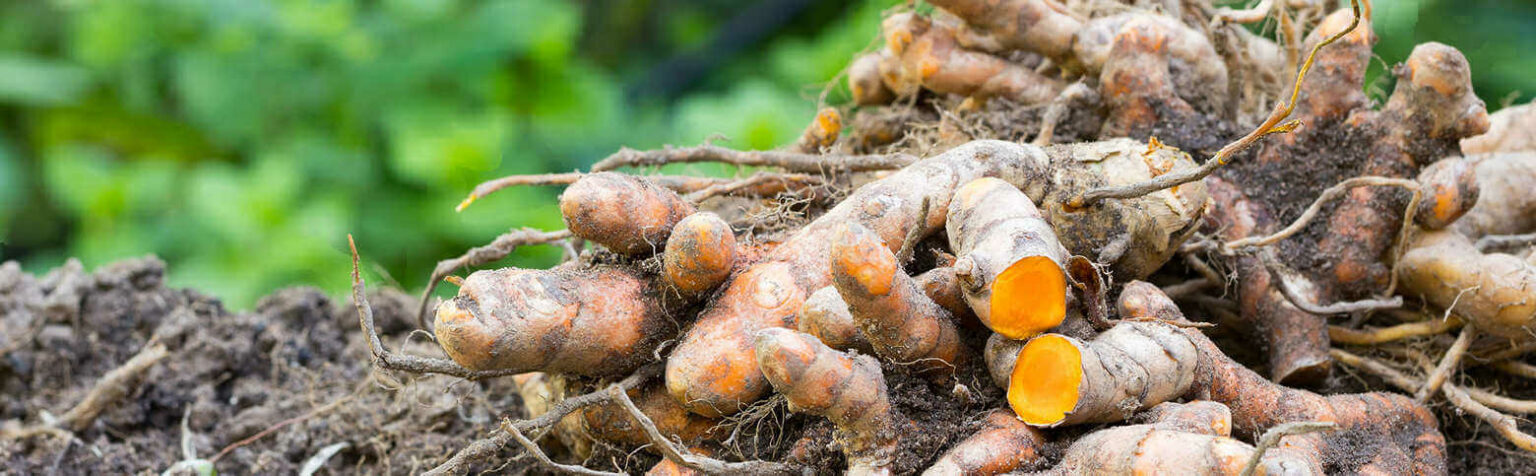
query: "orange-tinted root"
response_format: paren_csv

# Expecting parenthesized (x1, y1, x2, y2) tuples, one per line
(1453, 153, 1536, 238)
(662, 212, 737, 297)
(1315, 42, 1486, 300)
(1009, 321, 1198, 426)
(1462, 99, 1536, 155)
(1094, 14, 1227, 137)
(1204, 177, 1331, 385)
(1396, 230, 1536, 340)
(1291, 6, 1377, 124)
(832, 221, 967, 376)
(925, 0, 1081, 60)
(915, 266, 978, 327)
(754, 328, 897, 475)
(947, 177, 1068, 339)
(645, 447, 713, 476)
(666, 262, 806, 417)
(796, 107, 844, 153)
(850, 52, 897, 106)
(1413, 157, 1480, 230)
(797, 286, 872, 354)
(666, 140, 1053, 416)
(922, 409, 1049, 476)
(579, 382, 722, 449)
(901, 24, 1064, 106)
(1042, 423, 1306, 475)
(434, 264, 670, 376)
(561, 172, 696, 256)
(1135, 401, 1233, 437)
(1117, 282, 1448, 474)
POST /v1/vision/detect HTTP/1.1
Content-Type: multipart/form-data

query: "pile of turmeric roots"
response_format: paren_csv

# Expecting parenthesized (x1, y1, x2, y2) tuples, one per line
(349, 0, 1536, 473)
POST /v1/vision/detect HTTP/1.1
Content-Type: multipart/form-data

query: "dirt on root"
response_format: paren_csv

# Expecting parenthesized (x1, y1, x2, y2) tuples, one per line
(0, 257, 529, 474)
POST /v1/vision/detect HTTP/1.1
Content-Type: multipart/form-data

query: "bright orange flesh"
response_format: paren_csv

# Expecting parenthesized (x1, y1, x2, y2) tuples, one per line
(989, 256, 1067, 339)
(1008, 334, 1082, 426)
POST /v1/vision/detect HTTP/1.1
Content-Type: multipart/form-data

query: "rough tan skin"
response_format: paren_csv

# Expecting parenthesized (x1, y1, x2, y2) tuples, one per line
(1036, 400, 1311, 476)
(1413, 157, 1480, 230)
(922, 409, 1048, 476)
(946, 177, 1069, 339)
(1396, 230, 1536, 340)
(1452, 153, 1536, 238)
(434, 264, 670, 376)
(1462, 100, 1536, 155)
(832, 221, 967, 377)
(1117, 283, 1448, 475)
(668, 139, 1208, 417)
(579, 382, 722, 449)
(1013, 320, 1200, 426)
(1042, 139, 1209, 280)
(1096, 14, 1229, 137)
(884, 13, 1064, 105)
(663, 212, 737, 297)
(850, 51, 896, 106)
(561, 172, 695, 256)
(983, 333, 1024, 390)
(666, 140, 1056, 417)
(925, 0, 1081, 61)
(796, 286, 871, 354)
(755, 328, 897, 476)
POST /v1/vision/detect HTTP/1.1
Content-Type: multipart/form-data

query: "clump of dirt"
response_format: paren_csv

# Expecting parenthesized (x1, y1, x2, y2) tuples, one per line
(0, 256, 523, 474)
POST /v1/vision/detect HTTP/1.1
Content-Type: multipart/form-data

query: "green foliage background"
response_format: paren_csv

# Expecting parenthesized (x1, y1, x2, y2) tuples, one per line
(0, 0, 1530, 309)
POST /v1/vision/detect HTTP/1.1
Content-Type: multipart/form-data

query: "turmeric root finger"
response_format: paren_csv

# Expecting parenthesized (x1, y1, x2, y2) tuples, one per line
(1096, 15, 1228, 138)
(561, 172, 696, 257)
(797, 286, 871, 353)
(1135, 401, 1233, 437)
(892, 14, 1064, 105)
(983, 333, 1025, 390)
(1462, 99, 1536, 155)
(832, 221, 967, 376)
(795, 107, 844, 153)
(662, 212, 737, 297)
(1396, 230, 1536, 340)
(434, 264, 672, 376)
(947, 177, 1068, 339)
(915, 266, 978, 326)
(1315, 42, 1487, 299)
(1413, 157, 1480, 230)
(850, 52, 897, 106)
(1040, 423, 1309, 475)
(1008, 321, 1198, 426)
(666, 140, 1053, 416)
(579, 382, 722, 450)
(926, 0, 1081, 61)
(1204, 176, 1331, 385)
(754, 328, 897, 475)
(1453, 153, 1536, 238)
(1112, 283, 1448, 474)
(922, 409, 1048, 476)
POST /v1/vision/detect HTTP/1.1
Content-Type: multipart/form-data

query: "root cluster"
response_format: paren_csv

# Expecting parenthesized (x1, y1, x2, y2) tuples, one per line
(344, 0, 1536, 474)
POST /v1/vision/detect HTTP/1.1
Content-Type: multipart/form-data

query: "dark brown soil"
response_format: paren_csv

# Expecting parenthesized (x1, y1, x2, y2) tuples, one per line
(1, 257, 527, 474)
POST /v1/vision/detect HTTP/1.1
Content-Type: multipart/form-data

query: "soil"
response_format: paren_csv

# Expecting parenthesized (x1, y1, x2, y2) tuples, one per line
(0, 257, 527, 474)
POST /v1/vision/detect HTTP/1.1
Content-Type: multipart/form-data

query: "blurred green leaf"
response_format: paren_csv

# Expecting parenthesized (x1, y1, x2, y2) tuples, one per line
(0, 55, 93, 106)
